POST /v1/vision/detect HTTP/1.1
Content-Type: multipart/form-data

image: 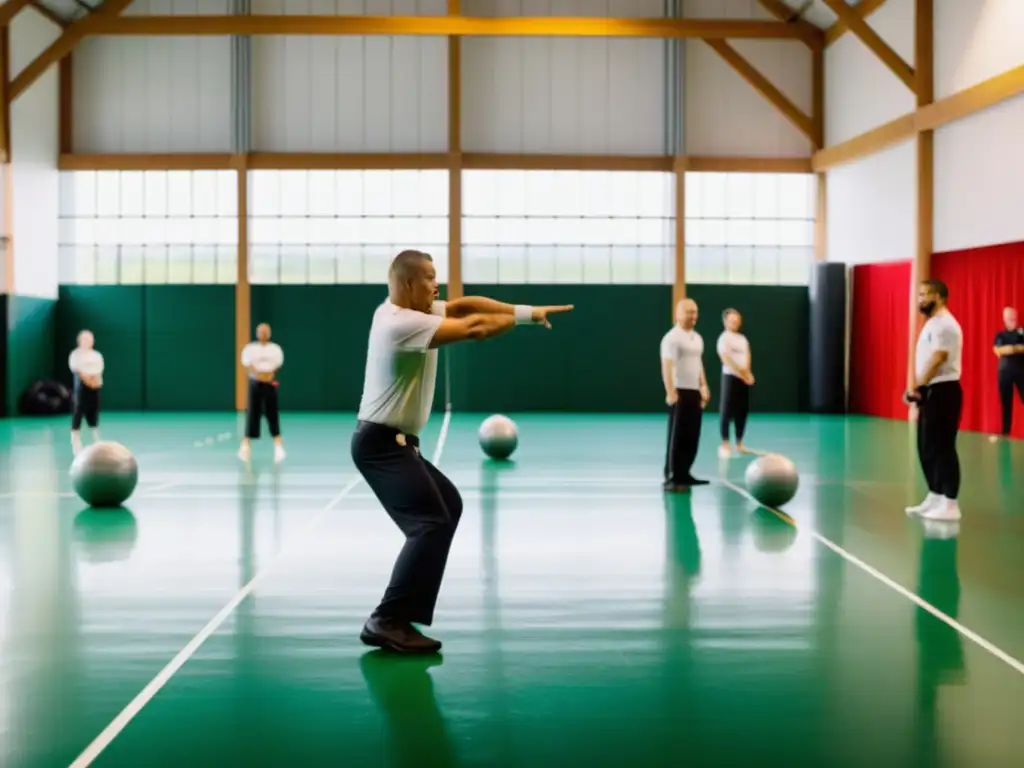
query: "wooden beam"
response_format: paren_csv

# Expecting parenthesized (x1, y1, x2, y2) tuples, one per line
(446, 0, 462, 299)
(820, 0, 916, 93)
(704, 39, 816, 144)
(909, 0, 933, 389)
(824, 0, 887, 46)
(916, 63, 1024, 132)
(87, 15, 818, 43)
(58, 52, 72, 153)
(812, 42, 826, 260)
(0, 0, 32, 29)
(1, 27, 10, 293)
(9, 0, 132, 101)
(234, 166, 249, 412)
(686, 156, 812, 173)
(754, 0, 823, 48)
(812, 113, 916, 171)
(813, 63, 1024, 171)
(673, 156, 686, 305)
(0, 26, 8, 163)
(57, 151, 816, 174)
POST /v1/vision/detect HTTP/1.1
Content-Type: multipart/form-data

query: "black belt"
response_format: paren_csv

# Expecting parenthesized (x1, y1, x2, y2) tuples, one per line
(356, 420, 420, 448)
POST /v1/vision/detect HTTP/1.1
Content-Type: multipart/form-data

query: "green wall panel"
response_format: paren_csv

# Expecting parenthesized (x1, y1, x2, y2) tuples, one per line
(144, 286, 234, 410)
(51, 284, 808, 414)
(6, 295, 57, 415)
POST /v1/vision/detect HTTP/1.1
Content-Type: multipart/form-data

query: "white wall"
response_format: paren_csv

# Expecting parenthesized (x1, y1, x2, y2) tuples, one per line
(461, 0, 667, 155)
(824, 0, 916, 264)
(9, 10, 62, 299)
(684, 0, 813, 157)
(827, 139, 916, 266)
(73, 0, 233, 153)
(933, 0, 1024, 252)
(252, 0, 447, 153)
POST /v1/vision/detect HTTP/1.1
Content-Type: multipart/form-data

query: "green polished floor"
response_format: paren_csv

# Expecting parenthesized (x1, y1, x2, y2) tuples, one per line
(0, 412, 1022, 767)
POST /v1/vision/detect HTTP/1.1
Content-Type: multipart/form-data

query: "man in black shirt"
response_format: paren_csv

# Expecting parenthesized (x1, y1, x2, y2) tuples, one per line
(993, 306, 1024, 437)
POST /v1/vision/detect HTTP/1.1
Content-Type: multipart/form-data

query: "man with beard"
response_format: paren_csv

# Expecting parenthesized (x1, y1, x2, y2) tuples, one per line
(905, 279, 964, 522)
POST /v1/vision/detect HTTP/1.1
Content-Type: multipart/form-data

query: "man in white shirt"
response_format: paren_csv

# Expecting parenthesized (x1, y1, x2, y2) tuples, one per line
(68, 329, 104, 455)
(353, 249, 572, 654)
(239, 323, 286, 463)
(716, 308, 754, 458)
(660, 298, 711, 492)
(905, 279, 964, 522)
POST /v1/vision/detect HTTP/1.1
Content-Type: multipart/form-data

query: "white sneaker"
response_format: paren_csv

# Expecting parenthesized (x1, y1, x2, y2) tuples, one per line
(920, 498, 962, 522)
(906, 492, 940, 516)
(274, 444, 286, 463)
(238, 443, 251, 462)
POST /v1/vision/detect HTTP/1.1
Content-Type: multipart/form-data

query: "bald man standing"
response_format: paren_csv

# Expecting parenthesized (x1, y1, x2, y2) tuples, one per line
(239, 322, 286, 463)
(661, 299, 711, 492)
(68, 329, 104, 455)
(993, 306, 1024, 438)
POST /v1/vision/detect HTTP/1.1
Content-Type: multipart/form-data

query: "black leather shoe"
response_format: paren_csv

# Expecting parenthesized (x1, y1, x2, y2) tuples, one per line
(683, 476, 710, 486)
(360, 615, 442, 654)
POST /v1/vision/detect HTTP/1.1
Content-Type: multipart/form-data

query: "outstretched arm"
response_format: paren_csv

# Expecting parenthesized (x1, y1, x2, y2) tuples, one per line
(429, 313, 517, 348)
(446, 297, 573, 327)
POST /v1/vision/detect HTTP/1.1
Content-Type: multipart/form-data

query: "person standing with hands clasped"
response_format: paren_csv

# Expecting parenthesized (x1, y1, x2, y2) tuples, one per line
(661, 298, 711, 492)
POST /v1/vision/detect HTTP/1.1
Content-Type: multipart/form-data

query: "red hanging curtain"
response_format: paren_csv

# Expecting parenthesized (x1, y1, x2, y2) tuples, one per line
(849, 261, 912, 420)
(932, 241, 1024, 438)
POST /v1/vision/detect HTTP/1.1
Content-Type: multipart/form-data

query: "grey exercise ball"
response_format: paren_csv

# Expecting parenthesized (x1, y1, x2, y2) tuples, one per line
(69, 441, 139, 508)
(478, 414, 518, 460)
(744, 453, 799, 509)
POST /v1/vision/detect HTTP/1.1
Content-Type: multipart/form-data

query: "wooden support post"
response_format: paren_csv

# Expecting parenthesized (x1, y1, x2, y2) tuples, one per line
(446, 0, 462, 300)
(812, 38, 826, 261)
(1, 26, 12, 295)
(672, 156, 687, 307)
(58, 53, 72, 153)
(908, 0, 933, 387)
(234, 161, 250, 411)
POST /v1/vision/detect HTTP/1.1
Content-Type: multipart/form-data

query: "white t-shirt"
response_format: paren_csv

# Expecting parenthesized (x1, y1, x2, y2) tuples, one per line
(915, 310, 962, 383)
(241, 342, 284, 375)
(660, 325, 704, 391)
(69, 348, 104, 387)
(357, 299, 447, 436)
(716, 331, 750, 377)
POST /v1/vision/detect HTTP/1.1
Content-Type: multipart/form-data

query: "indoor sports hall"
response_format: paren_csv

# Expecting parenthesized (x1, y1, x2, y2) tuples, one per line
(0, 1, 1022, 766)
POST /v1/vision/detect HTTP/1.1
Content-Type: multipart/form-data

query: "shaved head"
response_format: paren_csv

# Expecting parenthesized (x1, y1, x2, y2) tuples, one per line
(77, 330, 94, 349)
(675, 298, 698, 329)
(1004, 306, 1017, 329)
(256, 323, 271, 342)
(389, 249, 438, 312)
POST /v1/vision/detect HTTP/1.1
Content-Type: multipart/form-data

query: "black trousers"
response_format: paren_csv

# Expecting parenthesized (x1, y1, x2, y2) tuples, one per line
(351, 421, 463, 626)
(665, 388, 702, 484)
(245, 379, 281, 439)
(71, 384, 100, 430)
(916, 380, 963, 499)
(997, 364, 1024, 435)
(719, 374, 751, 441)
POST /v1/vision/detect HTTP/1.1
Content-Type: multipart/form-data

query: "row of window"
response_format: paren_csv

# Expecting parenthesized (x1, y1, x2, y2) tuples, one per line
(57, 169, 817, 286)
(59, 245, 813, 287)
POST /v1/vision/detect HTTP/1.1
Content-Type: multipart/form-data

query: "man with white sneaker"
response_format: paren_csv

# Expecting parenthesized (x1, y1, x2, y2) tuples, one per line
(905, 279, 964, 522)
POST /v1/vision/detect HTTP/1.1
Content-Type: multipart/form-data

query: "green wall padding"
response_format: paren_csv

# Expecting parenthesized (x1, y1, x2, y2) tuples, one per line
(52, 284, 808, 413)
(55, 286, 234, 411)
(144, 286, 234, 410)
(6, 295, 57, 414)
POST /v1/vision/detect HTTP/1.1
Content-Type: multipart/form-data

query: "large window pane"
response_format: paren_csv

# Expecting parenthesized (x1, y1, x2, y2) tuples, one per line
(248, 170, 449, 285)
(686, 172, 816, 286)
(461, 170, 674, 285)
(59, 170, 238, 285)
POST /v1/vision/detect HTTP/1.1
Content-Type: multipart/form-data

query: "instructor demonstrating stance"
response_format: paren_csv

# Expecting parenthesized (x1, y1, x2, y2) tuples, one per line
(992, 306, 1024, 438)
(661, 298, 710, 492)
(905, 280, 964, 522)
(353, 249, 572, 654)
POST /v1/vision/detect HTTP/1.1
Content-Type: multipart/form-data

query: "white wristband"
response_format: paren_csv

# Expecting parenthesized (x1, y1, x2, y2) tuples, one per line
(514, 305, 535, 325)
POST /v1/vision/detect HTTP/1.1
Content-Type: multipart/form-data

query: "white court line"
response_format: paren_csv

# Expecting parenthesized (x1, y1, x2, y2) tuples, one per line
(68, 407, 452, 768)
(716, 475, 1024, 677)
